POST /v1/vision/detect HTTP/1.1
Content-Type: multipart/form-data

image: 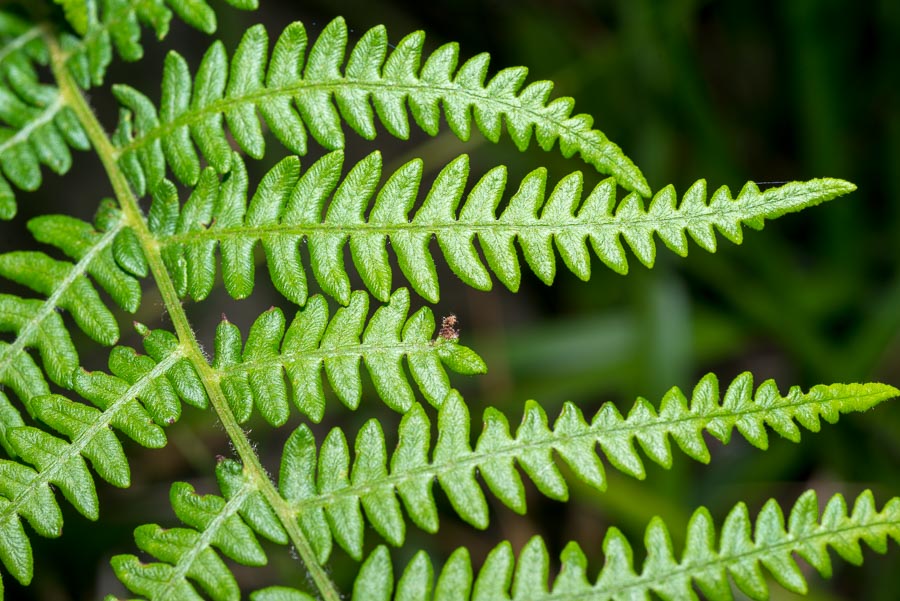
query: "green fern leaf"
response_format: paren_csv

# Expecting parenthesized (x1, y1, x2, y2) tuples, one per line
(331, 489, 900, 601)
(212, 288, 485, 424)
(150, 150, 854, 305)
(105, 372, 897, 598)
(111, 18, 649, 197)
(8, 426, 98, 519)
(52, 0, 90, 35)
(275, 375, 897, 562)
(0, 14, 89, 219)
(0, 207, 143, 417)
(0, 324, 203, 587)
(54, 0, 256, 88)
(250, 588, 314, 601)
(30, 394, 130, 487)
(112, 459, 285, 601)
(0, 295, 78, 388)
(0, 0, 259, 219)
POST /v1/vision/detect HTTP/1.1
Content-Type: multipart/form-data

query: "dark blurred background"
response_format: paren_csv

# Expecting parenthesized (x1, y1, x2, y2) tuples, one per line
(5, 0, 900, 599)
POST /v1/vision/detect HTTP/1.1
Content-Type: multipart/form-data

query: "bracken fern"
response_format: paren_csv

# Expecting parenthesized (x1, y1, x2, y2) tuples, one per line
(0, 1, 895, 600)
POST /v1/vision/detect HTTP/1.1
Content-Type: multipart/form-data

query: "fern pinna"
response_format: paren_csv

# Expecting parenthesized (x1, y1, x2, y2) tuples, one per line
(0, 1, 895, 600)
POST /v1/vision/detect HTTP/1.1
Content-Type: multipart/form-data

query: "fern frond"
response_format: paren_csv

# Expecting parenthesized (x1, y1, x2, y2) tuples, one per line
(107, 375, 897, 598)
(111, 458, 286, 601)
(0, 12, 90, 219)
(0, 331, 199, 587)
(212, 288, 485, 424)
(0, 205, 144, 412)
(111, 18, 650, 198)
(150, 150, 855, 306)
(276, 375, 897, 562)
(333, 489, 900, 601)
(121, 479, 900, 600)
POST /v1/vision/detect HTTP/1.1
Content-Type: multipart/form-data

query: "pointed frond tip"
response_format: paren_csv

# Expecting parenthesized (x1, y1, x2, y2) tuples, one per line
(150, 150, 855, 305)
(329, 489, 900, 601)
(273, 374, 896, 563)
(111, 17, 649, 197)
(211, 288, 485, 425)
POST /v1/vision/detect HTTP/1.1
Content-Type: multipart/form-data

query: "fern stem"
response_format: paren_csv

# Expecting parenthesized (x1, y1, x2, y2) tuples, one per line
(45, 30, 344, 601)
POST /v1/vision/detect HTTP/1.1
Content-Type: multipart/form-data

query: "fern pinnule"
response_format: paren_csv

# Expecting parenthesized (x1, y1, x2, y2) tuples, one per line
(249, 588, 313, 601)
(316, 489, 900, 601)
(151, 486, 900, 601)
(213, 288, 485, 425)
(273, 375, 897, 564)
(111, 17, 649, 197)
(150, 149, 855, 307)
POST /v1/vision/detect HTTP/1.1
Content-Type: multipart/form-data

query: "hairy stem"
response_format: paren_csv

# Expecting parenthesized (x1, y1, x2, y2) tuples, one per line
(44, 28, 343, 601)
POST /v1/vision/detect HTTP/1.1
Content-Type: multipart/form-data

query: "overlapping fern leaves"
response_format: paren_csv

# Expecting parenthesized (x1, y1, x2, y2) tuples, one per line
(1, 2, 897, 599)
(0, 198, 179, 589)
(275, 374, 896, 563)
(0, 11, 90, 219)
(0, 204, 141, 405)
(0, 282, 485, 589)
(108, 377, 898, 600)
(0, 329, 200, 588)
(0, 0, 257, 219)
(337, 489, 900, 601)
(111, 460, 284, 601)
(57, 0, 257, 84)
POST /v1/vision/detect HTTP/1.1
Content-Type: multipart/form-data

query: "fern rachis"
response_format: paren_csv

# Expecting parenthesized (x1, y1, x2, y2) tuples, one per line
(0, 2, 895, 600)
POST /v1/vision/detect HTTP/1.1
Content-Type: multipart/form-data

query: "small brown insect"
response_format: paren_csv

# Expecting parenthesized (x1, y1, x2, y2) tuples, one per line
(438, 313, 460, 341)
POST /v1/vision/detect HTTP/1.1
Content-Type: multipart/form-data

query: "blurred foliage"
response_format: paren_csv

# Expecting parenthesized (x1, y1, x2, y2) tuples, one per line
(4, 0, 899, 599)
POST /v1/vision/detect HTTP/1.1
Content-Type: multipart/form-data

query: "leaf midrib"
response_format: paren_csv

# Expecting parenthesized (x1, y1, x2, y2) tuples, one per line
(220, 340, 437, 376)
(563, 511, 898, 600)
(291, 389, 879, 512)
(0, 218, 122, 385)
(0, 350, 181, 526)
(113, 76, 634, 184)
(157, 201, 770, 244)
